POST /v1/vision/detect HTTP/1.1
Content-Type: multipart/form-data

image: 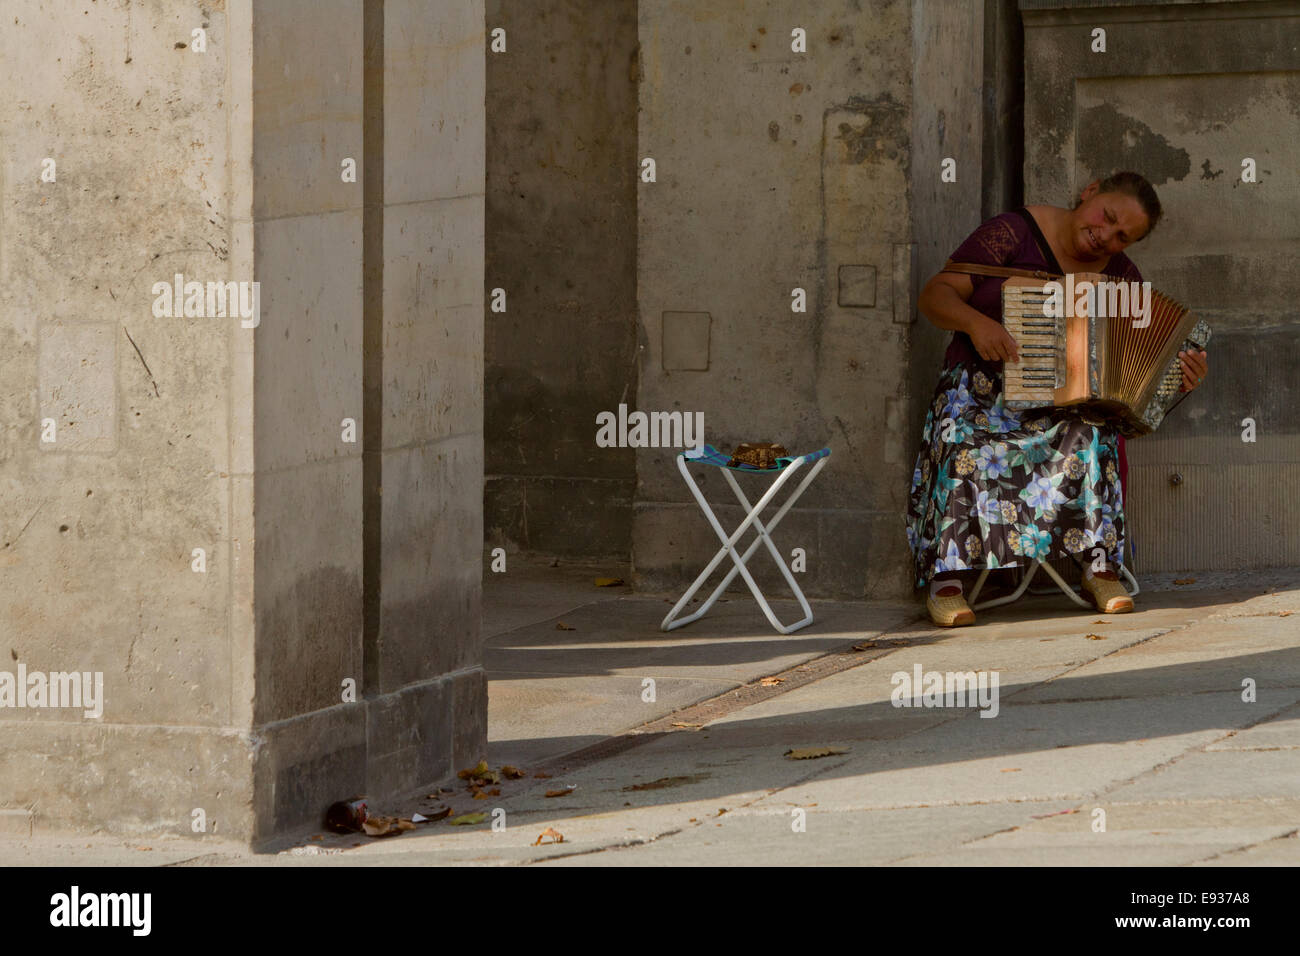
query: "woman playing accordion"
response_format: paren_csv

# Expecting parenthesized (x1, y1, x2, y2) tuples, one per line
(905, 171, 1209, 627)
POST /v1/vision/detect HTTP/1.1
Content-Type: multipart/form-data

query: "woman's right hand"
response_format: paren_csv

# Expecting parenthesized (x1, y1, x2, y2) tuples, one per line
(968, 316, 1020, 364)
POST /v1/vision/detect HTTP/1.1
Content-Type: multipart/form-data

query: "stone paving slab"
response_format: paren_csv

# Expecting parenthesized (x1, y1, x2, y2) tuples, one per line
(1102, 748, 1300, 804)
(535, 802, 1083, 866)
(5, 568, 1298, 866)
(488, 672, 740, 768)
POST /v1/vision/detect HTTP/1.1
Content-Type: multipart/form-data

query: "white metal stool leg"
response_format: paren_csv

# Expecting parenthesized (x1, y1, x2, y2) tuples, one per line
(1118, 536, 1140, 597)
(1120, 564, 1139, 597)
(968, 559, 1094, 610)
(714, 466, 817, 632)
(968, 561, 1041, 611)
(969, 556, 1134, 612)
(1036, 559, 1093, 608)
(661, 453, 828, 634)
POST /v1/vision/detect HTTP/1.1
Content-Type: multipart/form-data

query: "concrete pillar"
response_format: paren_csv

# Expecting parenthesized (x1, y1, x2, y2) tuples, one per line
(0, 0, 485, 845)
(365, 0, 487, 803)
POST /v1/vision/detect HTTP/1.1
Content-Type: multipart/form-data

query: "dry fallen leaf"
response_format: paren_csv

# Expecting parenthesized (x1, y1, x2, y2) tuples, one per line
(555, 621, 576, 630)
(1278, 610, 1293, 617)
(784, 746, 849, 760)
(1085, 633, 1106, 640)
(594, 577, 625, 587)
(759, 676, 784, 686)
(716, 808, 728, 817)
(458, 760, 501, 788)
(1174, 577, 1196, 585)
(851, 641, 878, 651)
(362, 816, 417, 837)
(447, 812, 488, 826)
(1000, 768, 1021, 773)
(533, 827, 565, 846)
(671, 721, 703, 729)
(545, 786, 577, 798)
(534, 771, 552, 779)
(472, 791, 488, 800)
(501, 765, 526, 779)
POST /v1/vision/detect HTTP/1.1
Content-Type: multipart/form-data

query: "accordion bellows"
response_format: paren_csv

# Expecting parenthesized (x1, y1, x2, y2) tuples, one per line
(1000, 273, 1211, 436)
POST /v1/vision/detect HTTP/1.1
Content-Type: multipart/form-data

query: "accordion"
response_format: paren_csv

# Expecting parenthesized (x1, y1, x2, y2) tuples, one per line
(1000, 273, 1211, 437)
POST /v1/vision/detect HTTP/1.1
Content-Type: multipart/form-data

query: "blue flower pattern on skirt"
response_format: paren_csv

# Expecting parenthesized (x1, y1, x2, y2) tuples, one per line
(905, 363, 1126, 589)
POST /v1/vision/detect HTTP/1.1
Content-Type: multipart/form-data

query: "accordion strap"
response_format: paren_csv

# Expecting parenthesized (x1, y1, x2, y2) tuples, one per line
(941, 259, 1061, 281)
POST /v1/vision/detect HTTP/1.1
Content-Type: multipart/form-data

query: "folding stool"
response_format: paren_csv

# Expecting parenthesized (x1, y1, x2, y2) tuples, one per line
(661, 444, 831, 635)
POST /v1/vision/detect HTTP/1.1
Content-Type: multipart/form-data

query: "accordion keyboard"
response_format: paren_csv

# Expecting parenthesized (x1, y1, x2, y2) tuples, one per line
(1001, 284, 1061, 406)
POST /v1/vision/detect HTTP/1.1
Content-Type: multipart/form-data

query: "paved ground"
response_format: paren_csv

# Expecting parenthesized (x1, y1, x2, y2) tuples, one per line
(4, 558, 1298, 866)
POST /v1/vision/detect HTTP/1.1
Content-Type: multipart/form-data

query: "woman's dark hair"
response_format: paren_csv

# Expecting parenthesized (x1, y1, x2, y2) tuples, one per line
(1073, 170, 1162, 241)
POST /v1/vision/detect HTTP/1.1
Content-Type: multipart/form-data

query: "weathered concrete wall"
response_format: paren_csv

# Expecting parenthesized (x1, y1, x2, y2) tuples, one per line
(633, 0, 1014, 601)
(1022, 0, 1300, 573)
(634, 0, 915, 601)
(907, 0, 1002, 513)
(249, 0, 367, 840)
(483, 0, 639, 561)
(980, 0, 1024, 221)
(0, 0, 485, 845)
(0, 0, 255, 838)
(369, 0, 486, 798)
(249, 0, 486, 841)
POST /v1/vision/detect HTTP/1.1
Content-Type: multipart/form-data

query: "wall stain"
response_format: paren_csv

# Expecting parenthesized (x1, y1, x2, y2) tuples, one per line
(828, 91, 908, 167)
(255, 564, 363, 724)
(1076, 103, 1190, 185)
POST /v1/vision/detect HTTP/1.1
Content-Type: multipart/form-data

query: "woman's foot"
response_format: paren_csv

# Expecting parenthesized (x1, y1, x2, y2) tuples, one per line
(1080, 567, 1134, 613)
(926, 577, 975, 627)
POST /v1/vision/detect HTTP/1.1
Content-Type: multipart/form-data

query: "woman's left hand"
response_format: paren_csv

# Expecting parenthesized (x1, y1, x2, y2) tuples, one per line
(1179, 348, 1208, 392)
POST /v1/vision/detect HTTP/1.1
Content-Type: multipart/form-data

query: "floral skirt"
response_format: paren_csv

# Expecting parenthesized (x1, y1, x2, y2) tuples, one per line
(904, 362, 1126, 590)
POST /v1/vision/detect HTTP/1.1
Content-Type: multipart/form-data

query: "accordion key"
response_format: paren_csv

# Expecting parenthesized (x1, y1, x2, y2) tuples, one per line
(1000, 273, 1211, 436)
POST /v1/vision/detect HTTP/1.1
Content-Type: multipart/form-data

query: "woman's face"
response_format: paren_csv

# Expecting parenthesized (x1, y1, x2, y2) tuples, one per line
(1069, 185, 1151, 262)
